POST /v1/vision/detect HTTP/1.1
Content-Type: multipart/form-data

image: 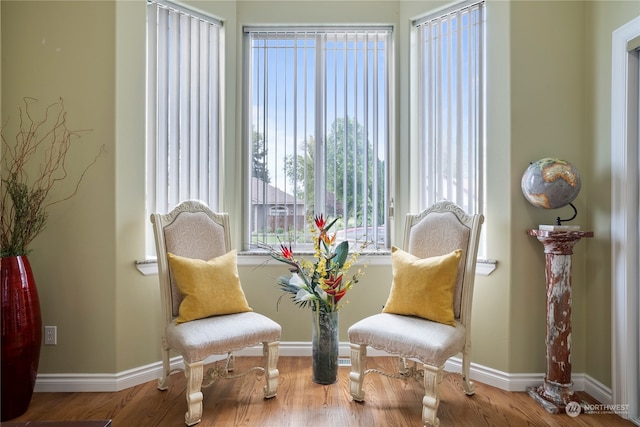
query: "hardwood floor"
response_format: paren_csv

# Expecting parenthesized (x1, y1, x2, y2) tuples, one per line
(8, 357, 636, 427)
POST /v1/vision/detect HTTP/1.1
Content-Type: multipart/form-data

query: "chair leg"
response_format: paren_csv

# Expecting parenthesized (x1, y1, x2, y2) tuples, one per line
(461, 344, 475, 395)
(226, 352, 235, 373)
(398, 356, 409, 375)
(422, 364, 443, 427)
(349, 343, 367, 401)
(157, 340, 171, 391)
(263, 341, 279, 399)
(184, 360, 204, 426)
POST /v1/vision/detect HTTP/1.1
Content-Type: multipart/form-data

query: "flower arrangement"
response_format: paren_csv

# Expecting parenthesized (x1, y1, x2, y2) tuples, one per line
(269, 214, 366, 313)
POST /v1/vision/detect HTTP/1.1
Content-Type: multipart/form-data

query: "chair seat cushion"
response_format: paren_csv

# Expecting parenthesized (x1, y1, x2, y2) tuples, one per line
(166, 312, 282, 363)
(348, 313, 466, 366)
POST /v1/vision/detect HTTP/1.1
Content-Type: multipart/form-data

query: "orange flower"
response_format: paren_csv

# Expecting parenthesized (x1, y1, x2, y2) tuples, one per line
(325, 274, 347, 304)
(324, 274, 343, 291)
(332, 289, 347, 303)
(321, 232, 336, 246)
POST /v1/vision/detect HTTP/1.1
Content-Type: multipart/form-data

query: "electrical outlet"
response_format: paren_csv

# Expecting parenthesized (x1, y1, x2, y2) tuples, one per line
(44, 326, 57, 345)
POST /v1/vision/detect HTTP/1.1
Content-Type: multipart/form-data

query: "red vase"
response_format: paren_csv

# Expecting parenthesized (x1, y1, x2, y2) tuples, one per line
(1, 255, 42, 421)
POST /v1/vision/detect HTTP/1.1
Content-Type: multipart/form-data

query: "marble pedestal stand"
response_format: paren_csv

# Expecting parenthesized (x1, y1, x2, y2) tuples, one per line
(526, 229, 593, 414)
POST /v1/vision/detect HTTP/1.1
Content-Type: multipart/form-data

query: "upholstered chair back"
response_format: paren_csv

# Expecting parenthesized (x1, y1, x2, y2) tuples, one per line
(404, 210, 471, 321)
(152, 201, 232, 322)
(163, 211, 230, 318)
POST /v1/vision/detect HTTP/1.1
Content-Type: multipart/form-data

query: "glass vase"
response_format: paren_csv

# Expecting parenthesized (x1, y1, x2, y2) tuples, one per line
(311, 309, 339, 384)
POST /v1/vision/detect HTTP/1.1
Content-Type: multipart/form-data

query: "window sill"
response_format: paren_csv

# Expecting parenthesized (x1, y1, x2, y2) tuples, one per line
(235, 250, 392, 267)
(136, 255, 497, 276)
(476, 259, 497, 276)
(134, 258, 158, 276)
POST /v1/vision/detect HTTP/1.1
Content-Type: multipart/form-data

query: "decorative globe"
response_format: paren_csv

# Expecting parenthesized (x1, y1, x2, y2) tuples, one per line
(521, 158, 581, 209)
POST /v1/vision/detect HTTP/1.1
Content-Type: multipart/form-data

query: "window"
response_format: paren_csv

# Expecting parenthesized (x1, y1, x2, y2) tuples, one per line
(146, 0, 223, 255)
(414, 1, 485, 216)
(245, 27, 391, 250)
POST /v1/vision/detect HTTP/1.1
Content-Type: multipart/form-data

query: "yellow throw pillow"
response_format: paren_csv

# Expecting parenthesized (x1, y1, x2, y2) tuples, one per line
(382, 247, 461, 326)
(167, 250, 252, 324)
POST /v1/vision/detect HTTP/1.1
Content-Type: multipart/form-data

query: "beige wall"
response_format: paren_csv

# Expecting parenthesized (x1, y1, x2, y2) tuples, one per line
(509, 0, 590, 374)
(1, 0, 637, 388)
(2, 0, 119, 372)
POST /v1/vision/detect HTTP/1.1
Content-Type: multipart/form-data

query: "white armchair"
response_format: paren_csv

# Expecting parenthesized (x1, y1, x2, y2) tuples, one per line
(150, 200, 281, 426)
(348, 201, 484, 427)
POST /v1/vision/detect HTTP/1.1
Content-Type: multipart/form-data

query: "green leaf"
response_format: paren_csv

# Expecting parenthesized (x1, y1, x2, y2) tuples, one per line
(332, 240, 349, 269)
(324, 216, 339, 231)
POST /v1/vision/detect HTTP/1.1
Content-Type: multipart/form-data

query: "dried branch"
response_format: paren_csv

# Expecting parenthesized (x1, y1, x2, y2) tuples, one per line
(1, 97, 105, 256)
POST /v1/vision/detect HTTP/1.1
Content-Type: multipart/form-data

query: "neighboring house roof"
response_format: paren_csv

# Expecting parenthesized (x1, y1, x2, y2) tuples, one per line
(251, 177, 305, 206)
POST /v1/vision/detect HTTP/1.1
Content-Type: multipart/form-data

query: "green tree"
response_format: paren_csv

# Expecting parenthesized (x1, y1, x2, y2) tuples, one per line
(284, 135, 316, 215)
(284, 117, 385, 227)
(252, 130, 271, 183)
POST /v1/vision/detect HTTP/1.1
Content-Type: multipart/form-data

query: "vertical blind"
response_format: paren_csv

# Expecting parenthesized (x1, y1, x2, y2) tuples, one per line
(147, 0, 222, 221)
(245, 27, 390, 249)
(415, 1, 485, 216)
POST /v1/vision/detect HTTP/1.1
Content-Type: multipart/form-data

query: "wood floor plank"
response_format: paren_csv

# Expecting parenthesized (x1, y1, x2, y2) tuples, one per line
(8, 357, 636, 426)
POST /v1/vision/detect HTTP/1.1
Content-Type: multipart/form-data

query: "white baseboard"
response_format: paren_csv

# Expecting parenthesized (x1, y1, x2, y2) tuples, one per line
(441, 357, 613, 404)
(34, 341, 613, 405)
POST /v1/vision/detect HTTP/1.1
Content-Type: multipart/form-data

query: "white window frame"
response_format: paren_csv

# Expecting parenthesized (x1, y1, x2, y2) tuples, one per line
(243, 26, 392, 252)
(611, 15, 640, 423)
(146, 0, 223, 257)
